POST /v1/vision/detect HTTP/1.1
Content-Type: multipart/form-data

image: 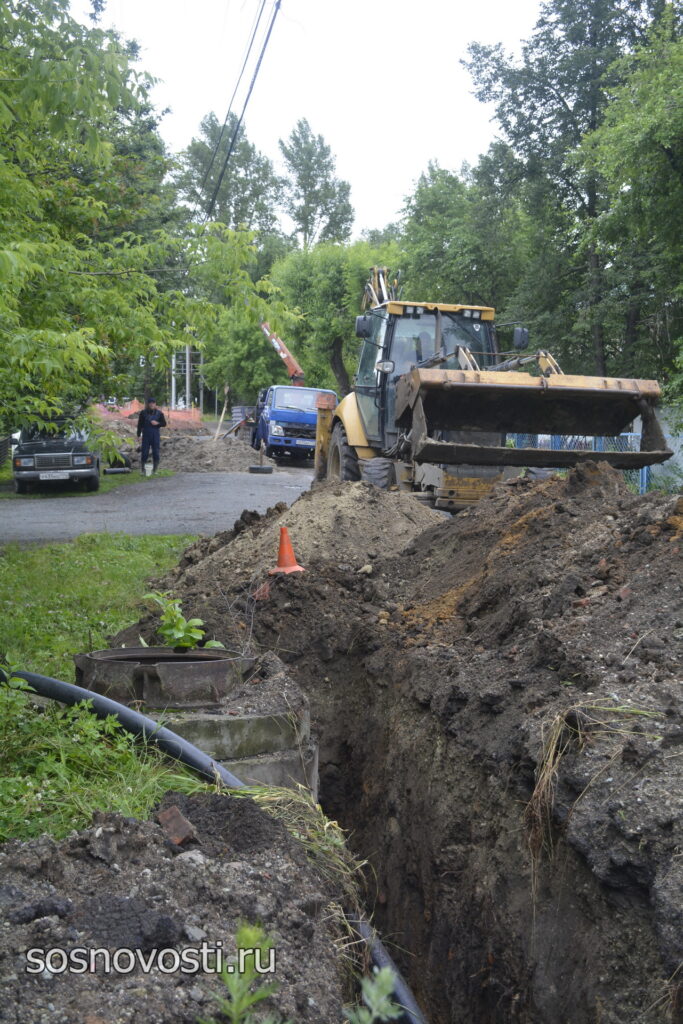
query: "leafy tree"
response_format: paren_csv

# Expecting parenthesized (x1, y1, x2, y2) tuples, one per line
(0, 2, 282, 431)
(176, 112, 282, 236)
(401, 147, 532, 315)
(279, 119, 354, 248)
(582, 4, 683, 388)
(464, 0, 669, 374)
(0, 0, 160, 430)
(271, 241, 401, 395)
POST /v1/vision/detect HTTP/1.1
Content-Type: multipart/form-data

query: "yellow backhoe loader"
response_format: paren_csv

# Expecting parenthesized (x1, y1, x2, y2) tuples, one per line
(314, 268, 672, 510)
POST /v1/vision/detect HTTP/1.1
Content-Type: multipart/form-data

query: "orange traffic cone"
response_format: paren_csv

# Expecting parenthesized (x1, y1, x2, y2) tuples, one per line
(268, 527, 305, 575)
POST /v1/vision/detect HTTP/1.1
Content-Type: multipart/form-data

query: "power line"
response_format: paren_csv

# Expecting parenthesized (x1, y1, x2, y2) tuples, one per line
(205, 0, 281, 222)
(195, 0, 269, 210)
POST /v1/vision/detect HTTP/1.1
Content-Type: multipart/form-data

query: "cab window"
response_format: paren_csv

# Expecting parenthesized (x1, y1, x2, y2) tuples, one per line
(356, 314, 387, 387)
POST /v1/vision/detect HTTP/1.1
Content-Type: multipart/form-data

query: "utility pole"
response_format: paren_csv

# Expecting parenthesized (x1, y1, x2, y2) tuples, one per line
(171, 352, 177, 410)
(185, 345, 191, 409)
(199, 353, 204, 414)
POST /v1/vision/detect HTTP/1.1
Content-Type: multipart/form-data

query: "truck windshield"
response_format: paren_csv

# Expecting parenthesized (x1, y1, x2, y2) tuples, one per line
(391, 313, 496, 373)
(273, 388, 333, 412)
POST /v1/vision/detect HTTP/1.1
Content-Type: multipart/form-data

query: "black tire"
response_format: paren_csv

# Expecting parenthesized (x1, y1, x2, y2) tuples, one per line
(248, 465, 274, 474)
(360, 457, 396, 489)
(85, 472, 100, 492)
(327, 423, 360, 482)
(14, 478, 28, 494)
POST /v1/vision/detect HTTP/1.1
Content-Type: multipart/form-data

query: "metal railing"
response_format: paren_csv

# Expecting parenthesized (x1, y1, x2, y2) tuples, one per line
(508, 432, 651, 494)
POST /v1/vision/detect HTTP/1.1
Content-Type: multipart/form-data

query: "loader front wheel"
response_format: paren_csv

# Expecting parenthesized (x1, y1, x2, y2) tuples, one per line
(327, 423, 360, 482)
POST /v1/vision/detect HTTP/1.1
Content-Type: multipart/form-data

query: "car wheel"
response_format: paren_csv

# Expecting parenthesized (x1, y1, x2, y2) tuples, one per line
(86, 472, 100, 492)
(14, 478, 29, 494)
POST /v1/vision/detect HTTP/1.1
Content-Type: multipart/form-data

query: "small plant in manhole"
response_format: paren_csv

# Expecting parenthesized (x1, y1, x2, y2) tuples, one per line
(144, 591, 224, 650)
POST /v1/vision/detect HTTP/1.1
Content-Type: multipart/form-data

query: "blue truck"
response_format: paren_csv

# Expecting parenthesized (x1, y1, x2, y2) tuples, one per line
(251, 385, 338, 459)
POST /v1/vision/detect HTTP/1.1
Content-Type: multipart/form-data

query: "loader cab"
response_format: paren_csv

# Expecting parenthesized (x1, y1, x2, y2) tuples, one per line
(354, 303, 498, 448)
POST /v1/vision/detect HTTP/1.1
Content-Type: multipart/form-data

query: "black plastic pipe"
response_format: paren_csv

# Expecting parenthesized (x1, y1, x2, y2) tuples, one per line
(351, 916, 427, 1024)
(10, 669, 246, 789)
(5, 668, 428, 1024)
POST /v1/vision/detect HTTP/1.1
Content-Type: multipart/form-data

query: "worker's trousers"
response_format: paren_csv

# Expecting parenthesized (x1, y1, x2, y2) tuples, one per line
(141, 429, 161, 470)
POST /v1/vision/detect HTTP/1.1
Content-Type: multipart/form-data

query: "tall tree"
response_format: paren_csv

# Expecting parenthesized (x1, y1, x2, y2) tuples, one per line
(582, 5, 683, 385)
(401, 146, 532, 313)
(271, 241, 401, 395)
(465, 0, 667, 374)
(176, 112, 281, 236)
(279, 119, 354, 248)
(0, 2, 282, 429)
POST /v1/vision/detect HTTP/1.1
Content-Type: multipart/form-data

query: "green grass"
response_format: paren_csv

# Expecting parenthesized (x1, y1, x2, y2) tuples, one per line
(0, 462, 174, 499)
(0, 532, 196, 680)
(0, 679, 208, 841)
(0, 531, 205, 841)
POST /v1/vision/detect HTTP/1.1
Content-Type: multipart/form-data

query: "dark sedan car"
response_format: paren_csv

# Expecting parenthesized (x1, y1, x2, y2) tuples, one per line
(12, 424, 100, 493)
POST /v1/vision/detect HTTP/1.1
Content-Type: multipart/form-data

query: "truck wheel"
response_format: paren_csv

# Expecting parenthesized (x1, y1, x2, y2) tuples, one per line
(360, 457, 396, 489)
(327, 423, 360, 482)
(14, 478, 29, 494)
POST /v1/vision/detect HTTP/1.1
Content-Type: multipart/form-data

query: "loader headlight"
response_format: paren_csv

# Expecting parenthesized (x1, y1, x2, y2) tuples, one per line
(270, 424, 285, 436)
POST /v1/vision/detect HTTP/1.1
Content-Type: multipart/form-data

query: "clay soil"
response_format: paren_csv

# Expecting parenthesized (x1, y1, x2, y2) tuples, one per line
(141, 466, 683, 1024)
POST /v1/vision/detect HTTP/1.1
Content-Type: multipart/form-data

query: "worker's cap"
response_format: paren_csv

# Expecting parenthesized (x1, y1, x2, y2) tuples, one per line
(146, 397, 156, 404)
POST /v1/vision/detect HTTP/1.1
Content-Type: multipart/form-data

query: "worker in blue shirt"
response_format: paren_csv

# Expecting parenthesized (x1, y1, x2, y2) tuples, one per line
(136, 397, 167, 474)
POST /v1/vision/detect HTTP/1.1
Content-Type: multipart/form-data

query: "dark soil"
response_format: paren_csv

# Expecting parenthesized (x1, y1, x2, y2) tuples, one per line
(0, 794, 346, 1024)
(155, 792, 294, 858)
(147, 466, 683, 1024)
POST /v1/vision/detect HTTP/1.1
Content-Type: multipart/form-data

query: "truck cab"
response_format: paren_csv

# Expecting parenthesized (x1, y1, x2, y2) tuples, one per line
(252, 385, 338, 459)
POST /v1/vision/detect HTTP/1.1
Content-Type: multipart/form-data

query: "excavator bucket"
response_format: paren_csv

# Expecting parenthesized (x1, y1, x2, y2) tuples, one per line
(395, 367, 672, 470)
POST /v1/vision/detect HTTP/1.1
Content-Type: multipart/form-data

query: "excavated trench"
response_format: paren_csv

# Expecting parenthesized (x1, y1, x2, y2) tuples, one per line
(308, 648, 672, 1024)
(143, 471, 683, 1024)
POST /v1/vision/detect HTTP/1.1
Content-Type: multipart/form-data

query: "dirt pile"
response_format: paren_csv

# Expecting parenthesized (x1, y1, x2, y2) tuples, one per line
(149, 434, 276, 474)
(0, 794, 346, 1024)
(150, 465, 683, 1023)
(160, 480, 444, 593)
(111, 433, 276, 474)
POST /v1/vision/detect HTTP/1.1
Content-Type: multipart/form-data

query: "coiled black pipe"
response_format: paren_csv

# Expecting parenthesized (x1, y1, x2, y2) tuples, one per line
(6, 668, 427, 1024)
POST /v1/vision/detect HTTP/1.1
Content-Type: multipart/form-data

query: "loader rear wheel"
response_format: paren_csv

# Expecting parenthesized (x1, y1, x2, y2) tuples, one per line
(327, 423, 360, 482)
(360, 457, 395, 489)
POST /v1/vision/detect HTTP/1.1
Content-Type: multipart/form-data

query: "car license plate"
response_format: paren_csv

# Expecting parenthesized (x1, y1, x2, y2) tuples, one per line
(295, 439, 315, 446)
(39, 471, 70, 480)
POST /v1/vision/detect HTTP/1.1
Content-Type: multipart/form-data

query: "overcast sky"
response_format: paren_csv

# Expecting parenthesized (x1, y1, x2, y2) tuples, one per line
(70, 0, 542, 234)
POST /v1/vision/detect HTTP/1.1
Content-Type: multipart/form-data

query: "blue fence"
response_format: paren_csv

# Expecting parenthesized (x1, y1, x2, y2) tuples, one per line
(508, 432, 651, 494)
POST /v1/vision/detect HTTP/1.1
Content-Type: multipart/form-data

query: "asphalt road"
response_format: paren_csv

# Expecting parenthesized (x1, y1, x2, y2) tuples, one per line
(0, 469, 314, 543)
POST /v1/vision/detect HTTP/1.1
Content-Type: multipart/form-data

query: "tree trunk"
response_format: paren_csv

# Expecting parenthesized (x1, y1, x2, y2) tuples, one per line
(588, 246, 606, 376)
(329, 337, 351, 396)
